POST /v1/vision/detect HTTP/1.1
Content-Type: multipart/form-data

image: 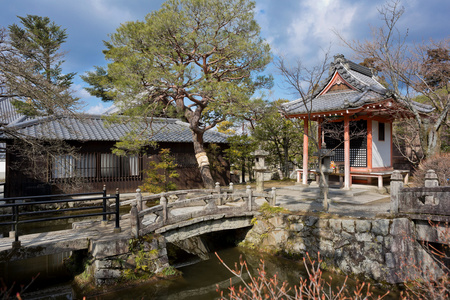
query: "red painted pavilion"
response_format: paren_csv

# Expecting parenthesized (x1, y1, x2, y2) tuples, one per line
(281, 54, 433, 189)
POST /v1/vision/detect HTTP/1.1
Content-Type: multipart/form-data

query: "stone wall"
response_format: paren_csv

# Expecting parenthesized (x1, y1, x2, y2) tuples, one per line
(89, 234, 169, 285)
(243, 214, 443, 284)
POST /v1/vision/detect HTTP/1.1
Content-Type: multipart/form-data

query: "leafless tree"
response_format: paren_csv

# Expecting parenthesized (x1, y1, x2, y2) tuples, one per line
(336, 0, 449, 161)
(276, 52, 336, 211)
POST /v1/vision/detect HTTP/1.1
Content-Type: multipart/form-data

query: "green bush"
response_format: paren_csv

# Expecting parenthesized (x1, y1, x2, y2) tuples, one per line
(140, 148, 179, 193)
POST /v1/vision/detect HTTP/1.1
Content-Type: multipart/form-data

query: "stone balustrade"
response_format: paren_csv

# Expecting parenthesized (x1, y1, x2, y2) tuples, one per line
(127, 183, 276, 238)
(391, 169, 450, 221)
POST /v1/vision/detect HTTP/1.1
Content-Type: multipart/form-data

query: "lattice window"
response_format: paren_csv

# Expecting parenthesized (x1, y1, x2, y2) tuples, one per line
(101, 154, 140, 178)
(324, 120, 367, 167)
(52, 155, 76, 178)
(52, 153, 140, 180)
(76, 153, 96, 178)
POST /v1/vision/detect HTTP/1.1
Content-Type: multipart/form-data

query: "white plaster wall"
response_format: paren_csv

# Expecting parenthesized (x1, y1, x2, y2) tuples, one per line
(0, 161, 4, 181)
(372, 121, 391, 167)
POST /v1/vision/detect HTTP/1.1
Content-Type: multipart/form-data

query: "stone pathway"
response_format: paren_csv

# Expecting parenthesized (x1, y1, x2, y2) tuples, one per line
(266, 183, 392, 218)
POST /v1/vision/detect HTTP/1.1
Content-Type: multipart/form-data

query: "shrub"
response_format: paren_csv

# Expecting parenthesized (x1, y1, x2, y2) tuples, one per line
(140, 148, 179, 193)
(216, 252, 389, 300)
(412, 153, 450, 186)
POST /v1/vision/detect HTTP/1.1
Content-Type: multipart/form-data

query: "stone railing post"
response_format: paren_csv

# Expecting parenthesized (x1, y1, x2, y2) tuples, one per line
(130, 202, 140, 238)
(425, 169, 439, 187)
(229, 182, 234, 193)
(136, 188, 146, 211)
(390, 170, 403, 215)
(271, 187, 276, 206)
(246, 185, 253, 211)
(204, 196, 218, 212)
(215, 182, 223, 205)
(160, 193, 168, 225)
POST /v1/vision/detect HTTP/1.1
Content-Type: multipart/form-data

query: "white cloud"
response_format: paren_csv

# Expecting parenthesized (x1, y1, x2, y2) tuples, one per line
(85, 102, 111, 115)
(256, 0, 386, 65)
(87, 0, 135, 27)
(72, 83, 91, 99)
(285, 0, 359, 57)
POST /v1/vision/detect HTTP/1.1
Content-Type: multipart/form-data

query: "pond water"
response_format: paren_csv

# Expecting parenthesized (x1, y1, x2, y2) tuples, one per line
(1, 246, 397, 300)
(1, 211, 398, 299)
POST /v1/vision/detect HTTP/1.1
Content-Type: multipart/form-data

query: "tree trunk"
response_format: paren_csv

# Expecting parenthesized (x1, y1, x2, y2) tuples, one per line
(241, 158, 246, 183)
(318, 159, 329, 212)
(419, 120, 442, 158)
(192, 131, 215, 189)
(283, 138, 289, 179)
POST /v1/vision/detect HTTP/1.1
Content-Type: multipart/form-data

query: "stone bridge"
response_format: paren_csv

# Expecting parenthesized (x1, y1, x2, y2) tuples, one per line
(0, 184, 276, 285)
(126, 183, 276, 238)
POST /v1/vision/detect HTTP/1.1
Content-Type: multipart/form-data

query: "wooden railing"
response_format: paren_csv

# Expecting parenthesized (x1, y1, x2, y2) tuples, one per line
(0, 187, 121, 247)
(123, 183, 276, 238)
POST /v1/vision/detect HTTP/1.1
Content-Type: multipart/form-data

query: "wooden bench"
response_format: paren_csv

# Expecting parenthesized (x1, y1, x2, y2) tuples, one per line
(296, 169, 409, 189)
(349, 170, 409, 189)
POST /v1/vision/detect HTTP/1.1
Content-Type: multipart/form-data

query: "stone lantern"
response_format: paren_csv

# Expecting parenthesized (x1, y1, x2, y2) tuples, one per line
(252, 149, 269, 192)
(313, 143, 335, 192)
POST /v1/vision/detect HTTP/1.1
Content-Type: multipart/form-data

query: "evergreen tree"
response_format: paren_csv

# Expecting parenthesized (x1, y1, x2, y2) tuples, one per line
(1, 15, 78, 116)
(140, 148, 179, 193)
(82, 0, 272, 188)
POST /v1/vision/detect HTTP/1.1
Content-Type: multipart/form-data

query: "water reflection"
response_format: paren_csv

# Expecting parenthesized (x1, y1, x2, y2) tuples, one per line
(0, 251, 73, 299)
(92, 247, 397, 300)
(0, 246, 397, 299)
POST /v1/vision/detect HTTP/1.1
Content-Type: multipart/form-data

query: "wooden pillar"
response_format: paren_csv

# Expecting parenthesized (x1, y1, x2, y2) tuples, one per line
(389, 121, 393, 167)
(344, 115, 350, 189)
(367, 119, 372, 170)
(318, 118, 323, 149)
(302, 119, 309, 185)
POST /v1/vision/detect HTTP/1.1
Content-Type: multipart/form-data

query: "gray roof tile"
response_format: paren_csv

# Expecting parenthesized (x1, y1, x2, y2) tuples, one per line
(0, 98, 27, 125)
(282, 54, 434, 115)
(5, 114, 229, 144)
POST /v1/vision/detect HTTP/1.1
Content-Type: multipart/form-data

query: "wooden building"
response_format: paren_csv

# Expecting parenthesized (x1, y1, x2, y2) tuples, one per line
(0, 99, 229, 197)
(281, 54, 433, 189)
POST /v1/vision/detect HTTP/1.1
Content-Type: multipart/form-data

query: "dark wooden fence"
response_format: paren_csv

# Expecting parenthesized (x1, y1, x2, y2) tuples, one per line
(0, 187, 121, 247)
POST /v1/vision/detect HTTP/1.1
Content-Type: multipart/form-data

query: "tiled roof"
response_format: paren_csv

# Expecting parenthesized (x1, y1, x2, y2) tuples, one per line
(282, 54, 434, 115)
(0, 98, 28, 125)
(4, 114, 229, 144)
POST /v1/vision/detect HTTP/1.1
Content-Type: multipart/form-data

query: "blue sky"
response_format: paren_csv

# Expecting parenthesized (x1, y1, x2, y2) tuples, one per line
(1, 0, 449, 114)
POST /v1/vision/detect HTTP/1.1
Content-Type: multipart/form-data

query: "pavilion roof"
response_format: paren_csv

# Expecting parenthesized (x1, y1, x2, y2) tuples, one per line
(281, 54, 434, 116)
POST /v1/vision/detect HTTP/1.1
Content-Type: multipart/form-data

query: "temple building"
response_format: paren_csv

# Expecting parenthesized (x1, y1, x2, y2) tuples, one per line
(281, 54, 433, 189)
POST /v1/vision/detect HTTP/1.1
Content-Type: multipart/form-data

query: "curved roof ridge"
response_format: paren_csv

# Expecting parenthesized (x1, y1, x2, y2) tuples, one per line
(339, 62, 369, 88)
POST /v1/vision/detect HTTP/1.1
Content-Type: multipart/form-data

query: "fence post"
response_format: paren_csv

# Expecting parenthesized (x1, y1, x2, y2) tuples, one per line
(9, 199, 15, 238)
(12, 204, 20, 248)
(229, 182, 234, 193)
(390, 170, 403, 215)
(161, 193, 168, 225)
(102, 185, 107, 225)
(114, 188, 121, 233)
(246, 185, 253, 211)
(425, 169, 439, 187)
(271, 187, 276, 206)
(136, 188, 146, 211)
(130, 202, 140, 238)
